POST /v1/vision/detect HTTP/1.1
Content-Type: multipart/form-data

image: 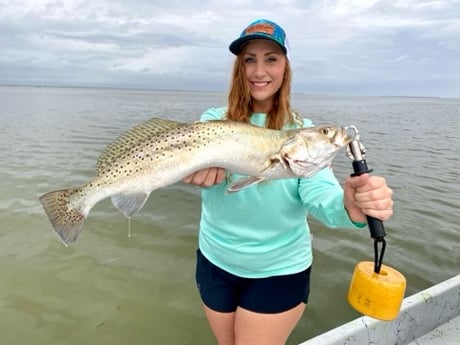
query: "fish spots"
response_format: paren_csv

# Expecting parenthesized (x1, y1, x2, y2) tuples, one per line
(93, 119, 241, 190)
(42, 189, 85, 225)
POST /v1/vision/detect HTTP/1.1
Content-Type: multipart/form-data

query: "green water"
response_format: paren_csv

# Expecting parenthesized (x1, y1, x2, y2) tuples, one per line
(1, 86, 459, 344)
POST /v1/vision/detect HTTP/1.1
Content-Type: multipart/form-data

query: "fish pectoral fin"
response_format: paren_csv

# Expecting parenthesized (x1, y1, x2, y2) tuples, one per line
(227, 176, 265, 194)
(111, 192, 149, 217)
(262, 154, 287, 172)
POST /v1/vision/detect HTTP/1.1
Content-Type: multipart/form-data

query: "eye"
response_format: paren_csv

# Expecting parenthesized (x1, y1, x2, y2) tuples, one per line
(244, 56, 256, 64)
(266, 56, 278, 64)
(320, 128, 329, 135)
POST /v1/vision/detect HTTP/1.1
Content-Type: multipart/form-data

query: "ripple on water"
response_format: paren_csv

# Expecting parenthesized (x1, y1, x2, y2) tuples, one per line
(1, 87, 459, 344)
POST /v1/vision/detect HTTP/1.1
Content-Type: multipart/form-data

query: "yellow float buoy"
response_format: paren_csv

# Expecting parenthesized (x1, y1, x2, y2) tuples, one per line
(345, 128, 407, 321)
(348, 261, 406, 320)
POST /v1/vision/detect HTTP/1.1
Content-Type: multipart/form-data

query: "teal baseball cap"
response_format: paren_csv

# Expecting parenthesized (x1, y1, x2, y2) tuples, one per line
(229, 19, 288, 56)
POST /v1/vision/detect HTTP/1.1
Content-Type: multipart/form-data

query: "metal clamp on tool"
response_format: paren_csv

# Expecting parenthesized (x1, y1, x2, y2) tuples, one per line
(345, 126, 386, 274)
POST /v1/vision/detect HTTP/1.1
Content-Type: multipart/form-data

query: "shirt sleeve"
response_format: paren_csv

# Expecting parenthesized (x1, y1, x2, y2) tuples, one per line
(298, 167, 366, 229)
(200, 107, 226, 121)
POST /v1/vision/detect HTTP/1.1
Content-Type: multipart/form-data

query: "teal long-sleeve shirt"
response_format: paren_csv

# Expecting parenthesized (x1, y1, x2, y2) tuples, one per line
(198, 107, 364, 278)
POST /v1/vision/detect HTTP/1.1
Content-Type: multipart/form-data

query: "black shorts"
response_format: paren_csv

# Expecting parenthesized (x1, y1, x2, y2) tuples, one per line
(195, 249, 311, 314)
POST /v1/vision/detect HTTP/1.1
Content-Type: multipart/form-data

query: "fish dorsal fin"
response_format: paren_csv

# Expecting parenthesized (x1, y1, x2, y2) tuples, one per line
(96, 117, 185, 174)
(227, 176, 266, 194)
(111, 192, 150, 217)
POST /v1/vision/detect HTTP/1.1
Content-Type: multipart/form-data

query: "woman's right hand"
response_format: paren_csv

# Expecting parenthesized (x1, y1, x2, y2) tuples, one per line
(182, 168, 226, 187)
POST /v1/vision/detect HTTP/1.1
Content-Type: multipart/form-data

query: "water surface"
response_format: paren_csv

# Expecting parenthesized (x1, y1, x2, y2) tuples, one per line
(0, 86, 459, 344)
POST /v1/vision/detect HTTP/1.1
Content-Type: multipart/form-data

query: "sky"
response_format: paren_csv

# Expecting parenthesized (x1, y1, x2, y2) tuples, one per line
(1, 0, 459, 98)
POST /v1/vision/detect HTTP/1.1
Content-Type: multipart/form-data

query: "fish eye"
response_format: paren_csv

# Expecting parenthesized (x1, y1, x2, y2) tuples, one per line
(320, 128, 329, 135)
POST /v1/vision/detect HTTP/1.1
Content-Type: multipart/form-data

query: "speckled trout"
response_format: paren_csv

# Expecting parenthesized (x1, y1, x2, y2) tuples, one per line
(39, 117, 354, 246)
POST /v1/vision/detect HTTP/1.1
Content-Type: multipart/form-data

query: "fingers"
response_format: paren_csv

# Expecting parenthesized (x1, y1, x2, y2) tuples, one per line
(344, 174, 394, 222)
(360, 208, 394, 222)
(182, 168, 225, 187)
(345, 173, 370, 189)
(182, 174, 194, 184)
(356, 177, 394, 221)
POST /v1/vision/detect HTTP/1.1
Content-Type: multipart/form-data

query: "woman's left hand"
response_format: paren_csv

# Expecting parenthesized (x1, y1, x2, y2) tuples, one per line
(343, 174, 394, 224)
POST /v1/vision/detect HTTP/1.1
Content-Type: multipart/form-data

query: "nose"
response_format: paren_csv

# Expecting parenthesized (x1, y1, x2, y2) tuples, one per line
(253, 61, 266, 78)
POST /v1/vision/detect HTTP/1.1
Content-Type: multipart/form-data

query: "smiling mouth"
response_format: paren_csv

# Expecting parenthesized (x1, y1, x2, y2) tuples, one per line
(251, 81, 271, 87)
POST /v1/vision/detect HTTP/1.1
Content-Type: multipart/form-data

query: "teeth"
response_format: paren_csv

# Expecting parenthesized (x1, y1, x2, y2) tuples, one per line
(253, 82, 269, 87)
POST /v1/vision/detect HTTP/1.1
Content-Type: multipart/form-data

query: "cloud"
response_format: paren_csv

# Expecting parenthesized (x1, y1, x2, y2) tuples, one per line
(1, 0, 459, 97)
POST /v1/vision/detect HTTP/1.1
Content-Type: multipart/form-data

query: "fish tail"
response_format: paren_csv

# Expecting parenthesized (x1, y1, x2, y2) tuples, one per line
(39, 189, 86, 246)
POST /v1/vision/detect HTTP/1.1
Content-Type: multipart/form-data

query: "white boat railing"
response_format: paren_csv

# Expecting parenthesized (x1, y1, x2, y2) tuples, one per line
(299, 273, 460, 345)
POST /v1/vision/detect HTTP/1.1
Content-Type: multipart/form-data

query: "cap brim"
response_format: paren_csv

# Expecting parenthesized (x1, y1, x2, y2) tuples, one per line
(229, 34, 287, 55)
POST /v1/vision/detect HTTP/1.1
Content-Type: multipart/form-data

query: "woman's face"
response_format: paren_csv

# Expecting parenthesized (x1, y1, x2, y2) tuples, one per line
(242, 39, 286, 113)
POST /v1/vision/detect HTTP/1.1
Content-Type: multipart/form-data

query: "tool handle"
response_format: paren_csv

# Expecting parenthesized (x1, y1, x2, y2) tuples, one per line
(351, 159, 387, 241)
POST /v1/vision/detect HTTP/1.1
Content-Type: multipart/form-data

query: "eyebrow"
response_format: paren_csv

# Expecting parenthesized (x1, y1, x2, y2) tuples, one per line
(244, 51, 281, 56)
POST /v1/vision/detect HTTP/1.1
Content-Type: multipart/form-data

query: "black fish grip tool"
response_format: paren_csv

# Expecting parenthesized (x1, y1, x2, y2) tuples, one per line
(345, 126, 386, 274)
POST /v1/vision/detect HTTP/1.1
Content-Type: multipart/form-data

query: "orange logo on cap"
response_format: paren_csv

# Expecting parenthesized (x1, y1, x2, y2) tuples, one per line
(245, 23, 274, 35)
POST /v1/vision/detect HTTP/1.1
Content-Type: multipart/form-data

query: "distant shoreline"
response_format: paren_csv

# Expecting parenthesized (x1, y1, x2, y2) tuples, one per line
(0, 83, 456, 100)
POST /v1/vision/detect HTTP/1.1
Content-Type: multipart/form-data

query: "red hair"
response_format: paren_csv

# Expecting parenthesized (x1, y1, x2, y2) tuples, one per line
(226, 53, 298, 130)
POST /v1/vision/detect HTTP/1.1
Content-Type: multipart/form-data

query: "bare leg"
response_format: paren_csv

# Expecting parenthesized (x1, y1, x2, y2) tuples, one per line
(202, 303, 305, 345)
(203, 304, 236, 345)
(234, 303, 306, 345)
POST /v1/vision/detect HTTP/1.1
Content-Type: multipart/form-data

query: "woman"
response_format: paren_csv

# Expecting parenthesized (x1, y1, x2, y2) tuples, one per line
(183, 19, 393, 345)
